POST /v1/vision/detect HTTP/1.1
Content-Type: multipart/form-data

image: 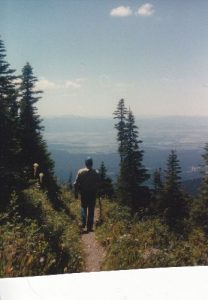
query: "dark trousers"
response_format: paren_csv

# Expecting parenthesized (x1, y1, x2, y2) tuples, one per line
(80, 191, 96, 230)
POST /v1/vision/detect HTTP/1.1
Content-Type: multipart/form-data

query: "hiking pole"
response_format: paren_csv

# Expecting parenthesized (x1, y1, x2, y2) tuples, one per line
(96, 196, 103, 227)
(99, 196, 102, 221)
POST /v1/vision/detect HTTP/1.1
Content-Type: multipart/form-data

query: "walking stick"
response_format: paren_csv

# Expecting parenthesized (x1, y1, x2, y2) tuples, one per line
(96, 196, 103, 227)
(99, 196, 102, 221)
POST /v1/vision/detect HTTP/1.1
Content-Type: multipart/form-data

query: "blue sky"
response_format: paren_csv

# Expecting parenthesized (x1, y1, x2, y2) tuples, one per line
(1, 0, 208, 117)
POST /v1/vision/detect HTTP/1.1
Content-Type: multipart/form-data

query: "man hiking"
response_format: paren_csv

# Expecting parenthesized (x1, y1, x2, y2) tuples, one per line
(74, 157, 100, 233)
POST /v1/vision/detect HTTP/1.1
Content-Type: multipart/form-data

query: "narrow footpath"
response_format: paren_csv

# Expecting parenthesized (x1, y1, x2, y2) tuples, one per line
(81, 208, 106, 272)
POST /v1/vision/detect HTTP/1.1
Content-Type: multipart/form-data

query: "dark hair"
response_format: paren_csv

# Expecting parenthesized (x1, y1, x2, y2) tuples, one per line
(85, 157, 93, 168)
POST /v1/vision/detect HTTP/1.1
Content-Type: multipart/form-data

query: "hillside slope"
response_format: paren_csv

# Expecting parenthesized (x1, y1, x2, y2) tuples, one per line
(0, 187, 84, 277)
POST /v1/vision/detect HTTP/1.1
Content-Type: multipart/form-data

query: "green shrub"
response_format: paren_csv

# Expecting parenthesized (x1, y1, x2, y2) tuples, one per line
(0, 188, 84, 277)
(96, 199, 208, 271)
(0, 218, 56, 277)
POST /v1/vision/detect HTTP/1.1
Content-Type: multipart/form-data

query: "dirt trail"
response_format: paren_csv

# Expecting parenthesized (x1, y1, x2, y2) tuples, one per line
(81, 208, 106, 272)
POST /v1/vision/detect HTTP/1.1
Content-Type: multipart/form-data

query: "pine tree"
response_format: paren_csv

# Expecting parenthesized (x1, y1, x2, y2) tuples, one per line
(153, 168, 163, 193)
(113, 99, 128, 163)
(0, 39, 20, 209)
(163, 150, 187, 229)
(19, 62, 43, 175)
(19, 63, 59, 206)
(98, 161, 114, 199)
(116, 108, 149, 210)
(191, 144, 208, 233)
(68, 172, 73, 190)
(152, 168, 164, 212)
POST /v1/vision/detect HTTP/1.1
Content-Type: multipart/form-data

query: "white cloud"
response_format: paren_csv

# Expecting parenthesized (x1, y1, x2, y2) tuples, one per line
(110, 6, 132, 17)
(36, 78, 83, 90)
(65, 79, 82, 89)
(36, 78, 58, 90)
(137, 3, 155, 17)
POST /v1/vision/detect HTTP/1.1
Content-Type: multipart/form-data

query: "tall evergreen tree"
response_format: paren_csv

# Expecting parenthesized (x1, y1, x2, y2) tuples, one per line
(98, 161, 114, 199)
(153, 168, 163, 193)
(116, 108, 149, 210)
(163, 150, 187, 229)
(19, 63, 59, 205)
(113, 99, 128, 163)
(68, 172, 73, 190)
(151, 168, 164, 212)
(19, 62, 44, 175)
(0, 39, 20, 209)
(191, 144, 208, 233)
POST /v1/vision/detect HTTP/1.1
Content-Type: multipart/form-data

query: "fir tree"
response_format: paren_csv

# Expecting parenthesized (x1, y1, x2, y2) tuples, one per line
(99, 161, 107, 178)
(153, 168, 163, 193)
(163, 150, 187, 229)
(19, 63, 59, 206)
(191, 144, 208, 233)
(98, 161, 114, 199)
(0, 39, 20, 209)
(151, 168, 164, 212)
(19, 62, 44, 175)
(116, 108, 149, 210)
(68, 172, 73, 190)
(113, 99, 128, 163)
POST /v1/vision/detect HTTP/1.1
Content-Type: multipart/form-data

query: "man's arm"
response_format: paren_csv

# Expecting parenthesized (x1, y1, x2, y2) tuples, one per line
(73, 172, 81, 199)
(95, 169, 102, 196)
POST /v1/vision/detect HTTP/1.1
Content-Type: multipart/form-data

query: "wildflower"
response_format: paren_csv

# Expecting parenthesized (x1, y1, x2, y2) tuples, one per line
(33, 163, 39, 178)
(51, 259, 56, 264)
(7, 267, 13, 274)
(40, 257, 45, 263)
(39, 172, 44, 184)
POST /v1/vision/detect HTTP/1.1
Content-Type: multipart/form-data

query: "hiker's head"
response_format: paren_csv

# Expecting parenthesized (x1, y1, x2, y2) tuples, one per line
(85, 157, 93, 169)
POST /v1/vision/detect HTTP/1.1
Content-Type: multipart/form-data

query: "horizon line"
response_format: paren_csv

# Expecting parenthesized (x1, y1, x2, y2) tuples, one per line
(42, 113, 208, 119)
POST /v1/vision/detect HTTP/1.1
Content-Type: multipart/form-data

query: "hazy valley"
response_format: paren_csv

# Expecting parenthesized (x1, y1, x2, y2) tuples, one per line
(43, 116, 208, 192)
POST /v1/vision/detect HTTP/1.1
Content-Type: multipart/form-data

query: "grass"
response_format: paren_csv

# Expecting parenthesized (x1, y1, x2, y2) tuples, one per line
(2, 189, 207, 276)
(95, 199, 208, 271)
(0, 187, 84, 277)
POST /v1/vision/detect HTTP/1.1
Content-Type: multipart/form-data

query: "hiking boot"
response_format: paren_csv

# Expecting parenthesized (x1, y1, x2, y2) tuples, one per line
(79, 222, 85, 228)
(87, 227, 94, 232)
